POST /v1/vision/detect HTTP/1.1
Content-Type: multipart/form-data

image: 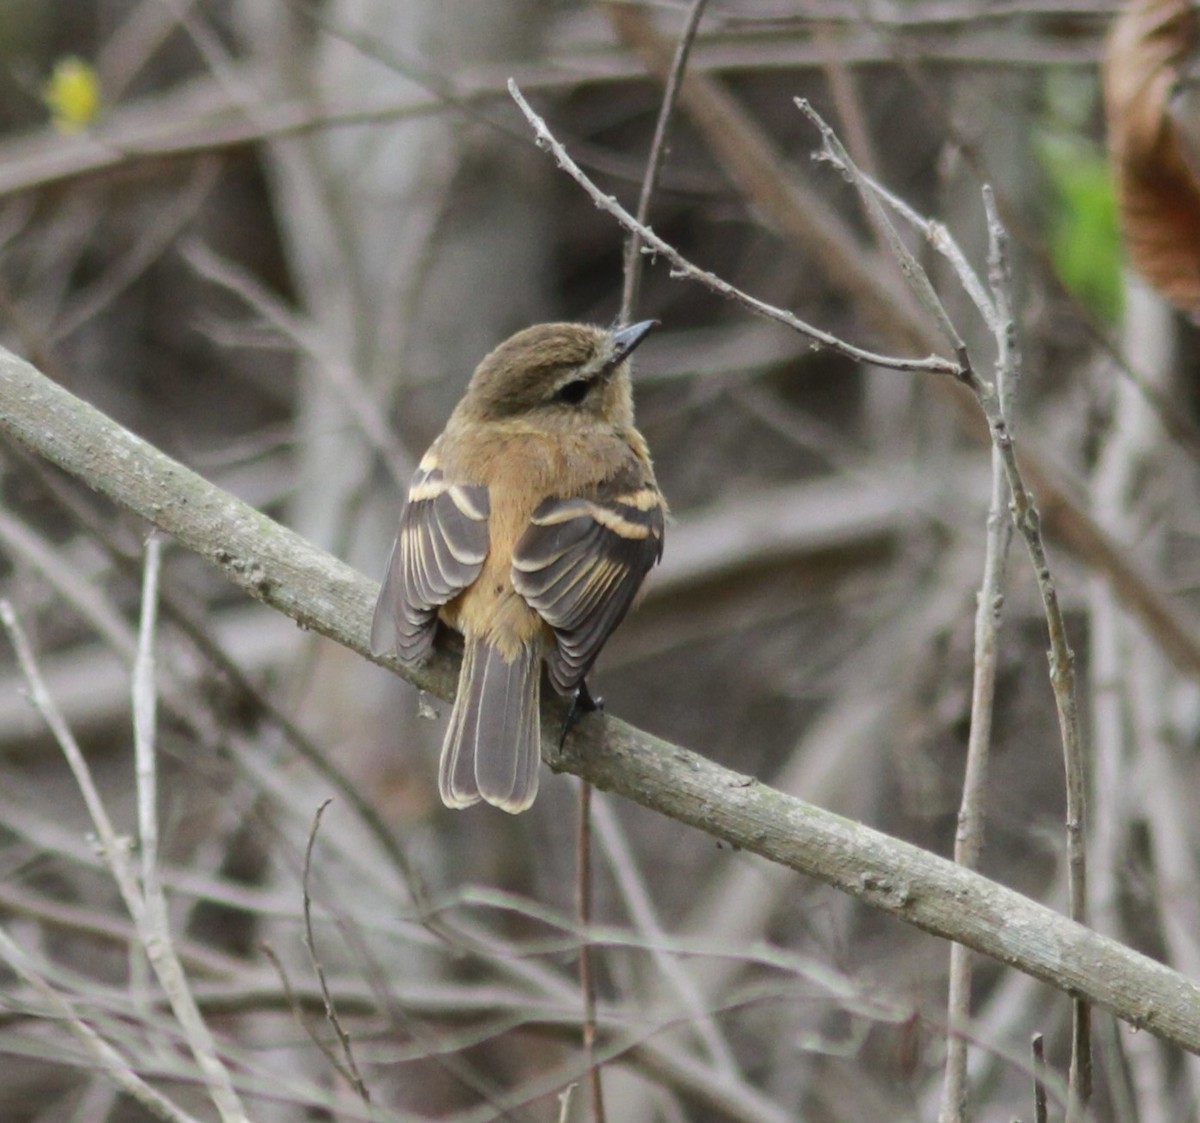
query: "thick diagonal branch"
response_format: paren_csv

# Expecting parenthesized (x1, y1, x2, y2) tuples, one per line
(1, 343, 1200, 1056)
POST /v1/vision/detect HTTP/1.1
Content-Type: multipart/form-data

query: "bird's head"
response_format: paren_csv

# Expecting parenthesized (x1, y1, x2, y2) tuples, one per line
(458, 320, 657, 430)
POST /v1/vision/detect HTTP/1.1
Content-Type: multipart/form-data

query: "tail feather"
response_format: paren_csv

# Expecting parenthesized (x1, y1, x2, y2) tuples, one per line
(440, 637, 541, 813)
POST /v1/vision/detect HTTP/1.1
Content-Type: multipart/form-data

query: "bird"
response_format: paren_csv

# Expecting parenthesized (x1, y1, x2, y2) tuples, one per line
(371, 320, 666, 813)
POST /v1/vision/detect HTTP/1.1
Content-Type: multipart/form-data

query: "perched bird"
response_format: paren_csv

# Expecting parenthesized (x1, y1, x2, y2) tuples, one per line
(372, 321, 666, 813)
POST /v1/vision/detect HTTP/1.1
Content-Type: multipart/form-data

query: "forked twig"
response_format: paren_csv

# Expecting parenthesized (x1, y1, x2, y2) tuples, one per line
(802, 99, 1091, 1114)
(511, 80, 1093, 1113)
(795, 98, 969, 374)
(507, 80, 961, 378)
(788, 96, 1092, 1110)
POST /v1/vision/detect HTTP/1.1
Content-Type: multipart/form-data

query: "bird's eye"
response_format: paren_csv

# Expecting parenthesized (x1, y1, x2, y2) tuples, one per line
(556, 378, 591, 405)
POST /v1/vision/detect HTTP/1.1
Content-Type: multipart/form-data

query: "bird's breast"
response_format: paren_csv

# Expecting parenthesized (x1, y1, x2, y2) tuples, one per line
(435, 423, 649, 655)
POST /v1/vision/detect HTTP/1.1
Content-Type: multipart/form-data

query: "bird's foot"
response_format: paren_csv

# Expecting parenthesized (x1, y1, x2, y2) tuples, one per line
(558, 682, 604, 751)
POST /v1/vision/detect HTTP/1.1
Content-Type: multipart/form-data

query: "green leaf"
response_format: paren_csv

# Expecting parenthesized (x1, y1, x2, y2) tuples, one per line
(1036, 131, 1123, 323)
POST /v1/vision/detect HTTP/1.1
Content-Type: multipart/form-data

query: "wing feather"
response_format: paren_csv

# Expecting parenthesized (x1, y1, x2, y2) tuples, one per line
(512, 471, 663, 693)
(371, 460, 489, 665)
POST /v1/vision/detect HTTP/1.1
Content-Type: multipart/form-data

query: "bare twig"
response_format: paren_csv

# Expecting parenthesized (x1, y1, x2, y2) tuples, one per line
(613, 0, 710, 324)
(1032, 1032, 1048, 1123)
(260, 938, 379, 1107)
(134, 534, 165, 905)
(938, 190, 1017, 1123)
(981, 199, 1089, 1112)
(302, 799, 371, 1104)
(792, 98, 1091, 1106)
(593, 8, 709, 1114)
(576, 781, 605, 1123)
(795, 97, 969, 371)
(996, 372, 1092, 1112)
(507, 80, 961, 378)
(0, 596, 250, 1123)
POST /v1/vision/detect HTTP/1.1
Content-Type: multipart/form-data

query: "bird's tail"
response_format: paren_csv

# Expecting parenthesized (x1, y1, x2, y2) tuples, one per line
(439, 635, 541, 813)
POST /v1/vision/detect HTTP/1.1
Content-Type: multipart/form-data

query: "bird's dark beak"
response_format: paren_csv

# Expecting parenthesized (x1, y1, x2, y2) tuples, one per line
(611, 319, 658, 365)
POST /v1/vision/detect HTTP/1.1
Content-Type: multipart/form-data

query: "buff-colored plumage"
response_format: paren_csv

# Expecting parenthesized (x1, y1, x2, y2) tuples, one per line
(372, 322, 665, 813)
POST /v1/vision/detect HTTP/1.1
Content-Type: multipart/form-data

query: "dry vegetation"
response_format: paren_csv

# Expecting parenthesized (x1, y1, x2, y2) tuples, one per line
(0, 1, 1198, 1121)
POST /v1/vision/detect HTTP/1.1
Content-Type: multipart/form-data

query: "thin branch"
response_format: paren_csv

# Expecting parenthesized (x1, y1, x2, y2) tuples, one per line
(794, 97, 969, 371)
(0, 342, 1198, 1058)
(131, 536, 251, 1123)
(598, 7, 709, 1114)
(302, 799, 371, 1105)
(795, 95, 1091, 1107)
(576, 781, 605, 1123)
(507, 80, 961, 377)
(937, 186, 1017, 1123)
(1032, 1032, 1048, 1123)
(994, 353, 1092, 1116)
(0, 601, 147, 925)
(0, 597, 250, 1123)
(981, 196, 1089, 1111)
(615, 0, 710, 324)
(134, 534, 165, 905)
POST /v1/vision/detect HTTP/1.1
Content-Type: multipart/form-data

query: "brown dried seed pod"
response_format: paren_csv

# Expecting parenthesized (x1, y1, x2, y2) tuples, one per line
(1104, 0, 1200, 316)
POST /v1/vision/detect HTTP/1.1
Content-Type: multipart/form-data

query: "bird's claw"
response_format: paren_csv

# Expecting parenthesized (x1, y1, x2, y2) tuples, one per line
(558, 682, 604, 750)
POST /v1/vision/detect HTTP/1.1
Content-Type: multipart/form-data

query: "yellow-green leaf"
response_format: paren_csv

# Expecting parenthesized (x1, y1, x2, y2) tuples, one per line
(42, 57, 100, 134)
(1036, 130, 1123, 323)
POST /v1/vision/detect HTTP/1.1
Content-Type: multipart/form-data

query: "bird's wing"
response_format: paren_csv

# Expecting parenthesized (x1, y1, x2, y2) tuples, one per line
(371, 455, 490, 665)
(511, 467, 663, 693)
